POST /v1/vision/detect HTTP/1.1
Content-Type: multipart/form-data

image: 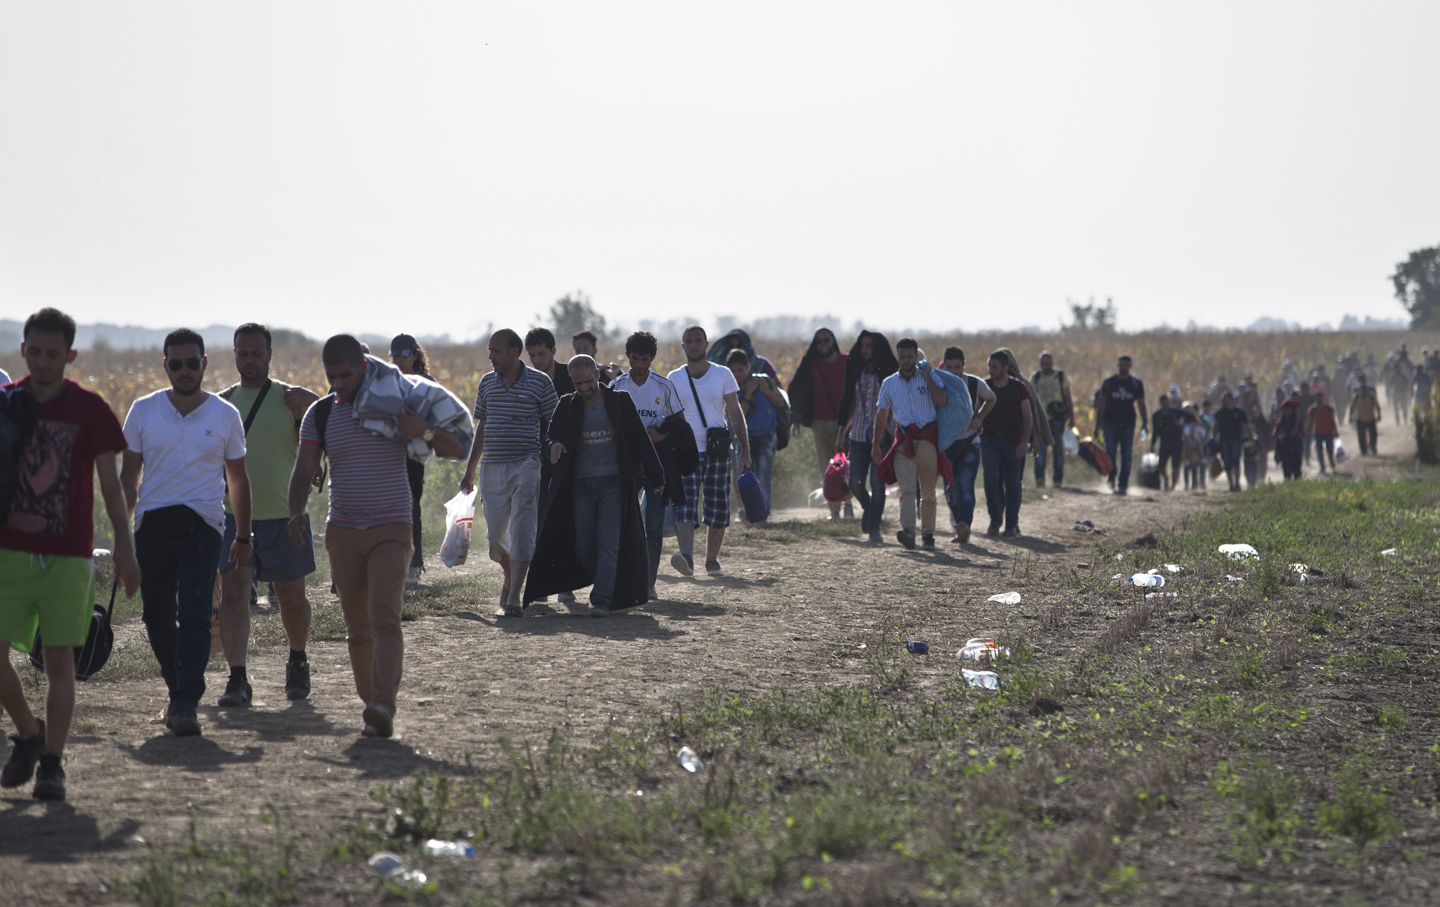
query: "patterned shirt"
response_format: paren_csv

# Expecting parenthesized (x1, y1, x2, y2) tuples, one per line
(848, 370, 883, 443)
(300, 399, 411, 528)
(473, 365, 560, 464)
(876, 369, 941, 430)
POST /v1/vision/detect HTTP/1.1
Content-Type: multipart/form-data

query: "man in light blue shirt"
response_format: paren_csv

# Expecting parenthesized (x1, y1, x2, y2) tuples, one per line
(872, 338, 947, 550)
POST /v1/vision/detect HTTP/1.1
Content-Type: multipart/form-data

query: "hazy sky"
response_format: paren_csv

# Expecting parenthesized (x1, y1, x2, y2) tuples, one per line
(1, 2, 1433, 340)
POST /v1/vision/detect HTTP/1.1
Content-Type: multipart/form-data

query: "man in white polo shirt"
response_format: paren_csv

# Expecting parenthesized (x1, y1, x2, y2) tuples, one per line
(121, 328, 252, 738)
(666, 325, 750, 578)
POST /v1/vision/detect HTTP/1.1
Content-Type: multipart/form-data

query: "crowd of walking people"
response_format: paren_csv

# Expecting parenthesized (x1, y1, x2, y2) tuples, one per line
(0, 307, 1423, 800)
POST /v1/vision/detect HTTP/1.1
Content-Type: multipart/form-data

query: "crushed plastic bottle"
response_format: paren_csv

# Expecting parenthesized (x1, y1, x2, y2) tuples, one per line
(904, 640, 929, 655)
(987, 592, 1022, 605)
(678, 746, 703, 773)
(962, 669, 1000, 690)
(957, 638, 1010, 662)
(1218, 544, 1259, 561)
(368, 852, 428, 889)
(423, 840, 475, 858)
(1128, 573, 1165, 588)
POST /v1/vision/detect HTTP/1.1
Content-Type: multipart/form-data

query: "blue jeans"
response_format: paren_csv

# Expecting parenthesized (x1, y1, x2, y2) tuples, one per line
(944, 437, 980, 528)
(136, 506, 223, 709)
(749, 431, 777, 510)
(980, 437, 1023, 529)
(848, 433, 891, 533)
(1033, 418, 1067, 484)
(574, 474, 624, 606)
(642, 489, 665, 589)
(1104, 423, 1135, 492)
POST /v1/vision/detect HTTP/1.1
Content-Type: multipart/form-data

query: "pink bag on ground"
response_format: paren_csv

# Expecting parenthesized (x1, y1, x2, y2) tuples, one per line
(823, 452, 850, 502)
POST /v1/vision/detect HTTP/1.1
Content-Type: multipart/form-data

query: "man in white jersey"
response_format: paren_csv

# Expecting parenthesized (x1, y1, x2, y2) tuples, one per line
(609, 331, 684, 598)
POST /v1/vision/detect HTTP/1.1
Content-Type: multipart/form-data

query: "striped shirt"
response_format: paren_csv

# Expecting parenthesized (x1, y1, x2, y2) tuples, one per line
(473, 365, 559, 463)
(300, 399, 411, 528)
(876, 369, 940, 429)
(609, 370, 684, 430)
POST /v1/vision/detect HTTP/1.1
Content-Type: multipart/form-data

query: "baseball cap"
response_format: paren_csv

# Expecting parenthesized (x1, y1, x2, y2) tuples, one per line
(390, 334, 417, 357)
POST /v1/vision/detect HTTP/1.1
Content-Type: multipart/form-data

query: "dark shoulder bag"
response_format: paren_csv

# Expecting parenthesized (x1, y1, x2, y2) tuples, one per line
(31, 578, 117, 681)
(686, 368, 731, 460)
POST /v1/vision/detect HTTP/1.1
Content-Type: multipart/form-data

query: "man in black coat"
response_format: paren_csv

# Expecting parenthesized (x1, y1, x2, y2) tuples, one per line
(524, 356, 665, 616)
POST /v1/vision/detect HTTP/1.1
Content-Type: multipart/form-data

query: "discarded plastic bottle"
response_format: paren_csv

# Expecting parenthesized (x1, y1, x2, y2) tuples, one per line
(368, 852, 428, 889)
(1128, 573, 1165, 588)
(904, 641, 929, 655)
(988, 592, 1022, 605)
(423, 840, 475, 858)
(678, 746, 703, 773)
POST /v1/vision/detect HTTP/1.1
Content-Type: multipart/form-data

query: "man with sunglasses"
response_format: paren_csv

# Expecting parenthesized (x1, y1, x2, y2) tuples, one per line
(121, 329, 252, 738)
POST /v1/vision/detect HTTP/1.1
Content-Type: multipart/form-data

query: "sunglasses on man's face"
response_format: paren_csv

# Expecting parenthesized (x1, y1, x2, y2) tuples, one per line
(167, 357, 202, 372)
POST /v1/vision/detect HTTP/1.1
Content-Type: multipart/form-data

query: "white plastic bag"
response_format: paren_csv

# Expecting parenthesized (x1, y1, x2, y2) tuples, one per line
(1335, 439, 1347, 462)
(439, 489, 477, 567)
(1063, 427, 1080, 456)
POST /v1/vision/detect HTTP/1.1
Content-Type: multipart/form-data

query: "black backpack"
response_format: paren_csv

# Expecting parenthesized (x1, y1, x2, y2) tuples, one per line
(0, 385, 38, 524)
(30, 578, 117, 681)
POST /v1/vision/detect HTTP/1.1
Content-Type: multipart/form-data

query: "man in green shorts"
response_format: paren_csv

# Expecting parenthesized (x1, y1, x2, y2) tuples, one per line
(0, 308, 141, 800)
(216, 324, 321, 707)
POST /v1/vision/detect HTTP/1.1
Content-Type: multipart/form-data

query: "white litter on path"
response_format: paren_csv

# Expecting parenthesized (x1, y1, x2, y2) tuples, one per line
(1218, 544, 1259, 560)
(1380, 548, 1398, 556)
(962, 669, 1000, 690)
(958, 638, 1011, 662)
(987, 592, 1022, 605)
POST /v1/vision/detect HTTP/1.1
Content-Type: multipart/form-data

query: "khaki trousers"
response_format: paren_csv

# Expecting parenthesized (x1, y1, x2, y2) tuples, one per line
(325, 523, 412, 716)
(811, 419, 846, 515)
(893, 439, 938, 535)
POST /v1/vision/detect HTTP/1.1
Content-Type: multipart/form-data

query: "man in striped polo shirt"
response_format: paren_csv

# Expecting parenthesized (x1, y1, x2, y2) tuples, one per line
(288, 335, 464, 739)
(460, 329, 559, 617)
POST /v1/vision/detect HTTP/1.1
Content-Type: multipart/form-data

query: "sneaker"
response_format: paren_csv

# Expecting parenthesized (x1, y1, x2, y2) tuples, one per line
(169, 705, 202, 737)
(986, 520, 1001, 537)
(589, 604, 610, 618)
(285, 658, 311, 700)
(1003, 525, 1021, 538)
(921, 534, 936, 551)
(1035, 477, 1046, 488)
(1, 720, 45, 788)
(896, 528, 916, 550)
(705, 558, 724, 577)
(954, 524, 971, 545)
(671, 552, 694, 577)
(217, 677, 253, 708)
(405, 566, 422, 587)
(362, 702, 393, 739)
(867, 530, 882, 545)
(1053, 480, 1063, 489)
(32, 753, 65, 801)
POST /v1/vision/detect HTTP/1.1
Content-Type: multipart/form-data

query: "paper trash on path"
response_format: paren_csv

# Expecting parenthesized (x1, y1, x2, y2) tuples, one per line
(1218, 544, 1259, 561)
(987, 592, 1022, 605)
(962, 669, 1000, 690)
(958, 638, 1010, 663)
(1380, 548, 1398, 556)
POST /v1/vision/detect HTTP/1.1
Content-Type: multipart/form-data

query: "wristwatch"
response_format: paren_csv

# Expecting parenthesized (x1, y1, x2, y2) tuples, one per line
(422, 426, 436, 442)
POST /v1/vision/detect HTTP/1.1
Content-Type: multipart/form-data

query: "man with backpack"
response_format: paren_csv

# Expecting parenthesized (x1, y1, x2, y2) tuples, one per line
(786, 328, 851, 520)
(121, 328, 252, 739)
(0, 309, 140, 800)
(1030, 351, 1073, 488)
(290, 335, 466, 738)
(214, 324, 320, 709)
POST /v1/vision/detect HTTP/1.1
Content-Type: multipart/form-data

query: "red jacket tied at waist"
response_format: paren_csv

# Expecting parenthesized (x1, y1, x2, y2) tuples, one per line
(877, 422, 951, 485)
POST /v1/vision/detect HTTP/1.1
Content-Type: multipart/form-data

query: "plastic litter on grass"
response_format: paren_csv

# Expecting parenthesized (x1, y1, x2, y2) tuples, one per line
(987, 592, 1022, 605)
(957, 638, 1010, 662)
(1218, 543, 1259, 560)
(962, 669, 1000, 690)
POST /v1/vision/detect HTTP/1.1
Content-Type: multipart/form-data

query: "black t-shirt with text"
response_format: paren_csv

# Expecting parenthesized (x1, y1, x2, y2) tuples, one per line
(1100, 374, 1145, 425)
(1152, 408, 1183, 447)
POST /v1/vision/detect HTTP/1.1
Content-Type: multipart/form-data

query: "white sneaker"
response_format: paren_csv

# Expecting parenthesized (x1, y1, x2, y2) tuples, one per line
(405, 566, 421, 587)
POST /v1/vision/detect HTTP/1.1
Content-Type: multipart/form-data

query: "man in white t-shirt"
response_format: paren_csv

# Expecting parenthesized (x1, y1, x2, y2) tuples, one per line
(665, 325, 750, 578)
(121, 329, 252, 739)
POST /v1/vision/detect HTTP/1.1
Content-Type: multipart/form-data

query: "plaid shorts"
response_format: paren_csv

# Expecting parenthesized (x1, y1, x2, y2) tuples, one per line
(677, 452, 730, 528)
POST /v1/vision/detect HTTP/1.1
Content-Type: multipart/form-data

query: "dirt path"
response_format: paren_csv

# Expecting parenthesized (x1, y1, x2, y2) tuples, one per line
(0, 424, 1421, 903)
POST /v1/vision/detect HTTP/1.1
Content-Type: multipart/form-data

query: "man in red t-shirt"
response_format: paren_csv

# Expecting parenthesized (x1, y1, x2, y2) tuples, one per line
(1307, 390, 1339, 474)
(0, 309, 140, 801)
(787, 328, 851, 520)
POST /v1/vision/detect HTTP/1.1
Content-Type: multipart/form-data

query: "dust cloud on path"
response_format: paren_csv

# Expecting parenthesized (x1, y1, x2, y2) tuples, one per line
(0, 421, 1423, 903)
